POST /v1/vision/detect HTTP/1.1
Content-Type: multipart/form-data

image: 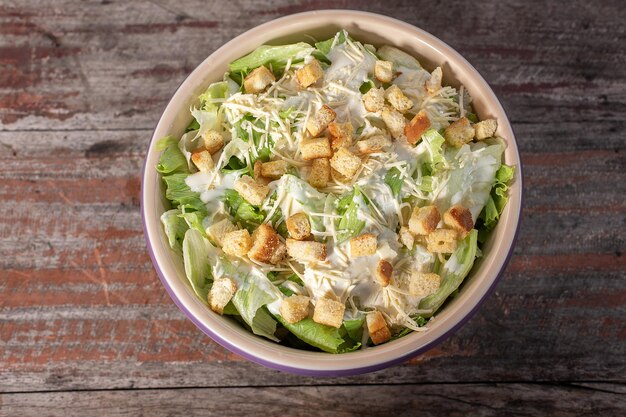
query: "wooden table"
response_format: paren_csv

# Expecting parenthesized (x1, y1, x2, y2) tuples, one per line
(1, 1, 624, 415)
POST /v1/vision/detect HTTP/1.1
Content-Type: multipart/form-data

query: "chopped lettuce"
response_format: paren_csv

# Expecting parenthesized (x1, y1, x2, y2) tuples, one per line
(156, 136, 189, 175)
(223, 189, 264, 232)
(179, 211, 207, 236)
(384, 167, 403, 197)
(315, 30, 348, 55)
(182, 229, 213, 300)
(419, 229, 478, 315)
(229, 42, 314, 83)
(421, 129, 446, 173)
(231, 278, 279, 341)
(478, 164, 515, 241)
(336, 187, 367, 242)
(162, 173, 207, 214)
(377, 45, 422, 69)
(160, 209, 189, 252)
(275, 316, 359, 353)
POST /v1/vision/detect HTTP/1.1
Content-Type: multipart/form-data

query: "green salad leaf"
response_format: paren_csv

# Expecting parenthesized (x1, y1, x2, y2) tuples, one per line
(160, 209, 189, 253)
(384, 167, 403, 197)
(182, 229, 213, 300)
(276, 316, 354, 353)
(156, 136, 189, 175)
(223, 189, 265, 232)
(231, 278, 279, 341)
(419, 229, 478, 315)
(336, 187, 367, 242)
(229, 42, 314, 84)
(162, 173, 207, 214)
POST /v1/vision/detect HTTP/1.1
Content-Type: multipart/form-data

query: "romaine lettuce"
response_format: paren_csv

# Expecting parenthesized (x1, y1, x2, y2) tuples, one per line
(162, 173, 207, 214)
(223, 189, 264, 232)
(160, 209, 189, 252)
(156, 136, 189, 175)
(231, 278, 279, 341)
(182, 229, 213, 300)
(229, 42, 314, 83)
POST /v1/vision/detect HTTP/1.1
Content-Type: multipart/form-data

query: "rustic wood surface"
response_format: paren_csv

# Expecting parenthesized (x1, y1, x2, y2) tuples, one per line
(1, 0, 624, 415)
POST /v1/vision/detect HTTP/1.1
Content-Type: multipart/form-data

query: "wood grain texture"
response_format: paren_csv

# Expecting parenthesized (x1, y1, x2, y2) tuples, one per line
(1, 383, 625, 417)
(1, 0, 625, 414)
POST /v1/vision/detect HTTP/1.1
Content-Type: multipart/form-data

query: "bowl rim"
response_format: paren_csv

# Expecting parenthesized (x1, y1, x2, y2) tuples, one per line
(141, 9, 523, 377)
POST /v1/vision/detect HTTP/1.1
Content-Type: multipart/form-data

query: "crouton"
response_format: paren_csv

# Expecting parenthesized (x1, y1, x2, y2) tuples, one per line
(191, 149, 214, 172)
(444, 117, 475, 147)
(374, 60, 394, 83)
(362, 87, 385, 112)
(248, 224, 286, 264)
(286, 238, 327, 262)
(243, 65, 275, 93)
(425, 67, 442, 95)
(207, 277, 237, 315)
(280, 295, 311, 324)
(356, 134, 392, 154)
(408, 205, 441, 236)
(385, 85, 413, 113)
(330, 147, 361, 179)
(404, 110, 431, 145)
(443, 204, 474, 237)
(382, 106, 407, 139)
(308, 158, 330, 188)
(313, 297, 345, 328)
(233, 176, 270, 206)
(375, 260, 393, 287)
(399, 226, 414, 249)
(366, 311, 391, 345)
(202, 130, 225, 154)
(306, 105, 336, 137)
(408, 272, 441, 297)
(296, 59, 324, 88)
(252, 160, 271, 185)
(221, 229, 253, 257)
(286, 212, 311, 240)
(350, 233, 377, 257)
(328, 121, 353, 150)
(474, 119, 498, 140)
(260, 160, 289, 179)
(426, 229, 458, 253)
(300, 137, 332, 160)
(206, 218, 238, 247)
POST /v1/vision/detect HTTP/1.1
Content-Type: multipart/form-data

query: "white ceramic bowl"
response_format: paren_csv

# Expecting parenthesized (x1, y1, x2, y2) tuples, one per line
(141, 10, 522, 376)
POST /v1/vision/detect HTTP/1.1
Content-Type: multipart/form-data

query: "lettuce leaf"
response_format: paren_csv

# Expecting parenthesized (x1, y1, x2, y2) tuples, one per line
(182, 229, 213, 300)
(162, 173, 207, 214)
(419, 229, 478, 315)
(384, 167, 403, 197)
(336, 187, 366, 242)
(315, 31, 347, 55)
(231, 278, 279, 341)
(229, 42, 314, 83)
(160, 209, 189, 252)
(223, 189, 265, 232)
(156, 136, 189, 175)
(421, 129, 446, 173)
(179, 211, 207, 236)
(477, 164, 515, 241)
(275, 316, 346, 353)
(377, 45, 422, 69)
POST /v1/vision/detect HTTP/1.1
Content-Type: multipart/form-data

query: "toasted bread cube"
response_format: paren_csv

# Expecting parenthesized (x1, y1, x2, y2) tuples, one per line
(306, 105, 336, 137)
(399, 226, 414, 249)
(221, 229, 253, 257)
(191, 149, 214, 172)
(243, 65, 275, 93)
(426, 229, 458, 253)
(474, 119, 498, 140)
(375, 260, 393, 287)
(248, 224, 286, 264)
(202, 130, 225, 154)
(356, 134, 392, 154)
(374, 60, 394, 83)
(362, 87, 385, 112)
(308, 158, 330, 188)
(300, 137, 332, 160)
(313, 297, 345, 328)
(404, 110, 431, 145)
(286, 212, 311, 240)
(328, 121, 353, 150)
(443, 204, 474, 237)
(208, 277, 237, 315)
(286, 238, 327, 262)
(367, 311, 391, 345)
(408, 272, 441, 297)
(260, 160, 289, 179)
(350, 233, 377, 257)
(444, 117, 475, 147)
(408, 205, 441, 236)
(330, 147, 361, 179)
(234, 176, 270, 206)
(425, 67, 442, 95)
(280, 295, 311, 324)
(296, 59, 324, 88)
(206, 218, 238, 247)
(385, 85, 413, 113)
(382, 106, 406, 139)
(252, 160, 271, 185)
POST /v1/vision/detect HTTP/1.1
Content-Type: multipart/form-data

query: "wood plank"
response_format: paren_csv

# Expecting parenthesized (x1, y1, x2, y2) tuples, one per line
(1, 383, 625, 416)
(1, 0, 624, 130)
